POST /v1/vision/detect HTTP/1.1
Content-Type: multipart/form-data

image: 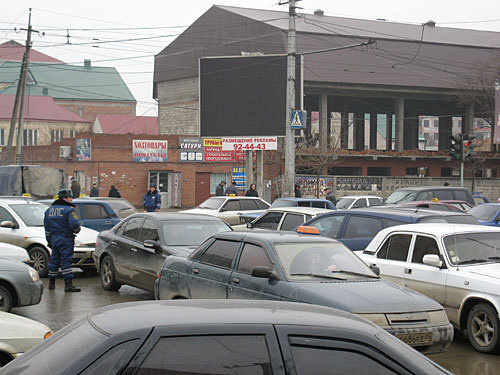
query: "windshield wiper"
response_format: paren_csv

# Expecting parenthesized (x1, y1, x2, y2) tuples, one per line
(487, 256, 500, 262)
(458, 258, 487, 265)
(290, 273, 346, 280)
(331, 270, 379, 279)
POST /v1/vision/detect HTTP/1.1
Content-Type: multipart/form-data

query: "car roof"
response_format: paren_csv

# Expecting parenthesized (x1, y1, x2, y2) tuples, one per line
(88, 299, 375, 336)
(268, 207, 330, 215)
(391, 186, 470, 191)
(274, 197, 329, 202)
(338, 195, 382, 199)
(0, 199, 43, 206)
(320, 207, 468, 218)
(375, 223, 500, 237)
(214, 230, 337, 243)
(129, 212, 227, 221)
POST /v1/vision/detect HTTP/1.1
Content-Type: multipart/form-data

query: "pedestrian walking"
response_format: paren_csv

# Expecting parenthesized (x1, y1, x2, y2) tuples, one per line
(215, 180, 226, 196)
(70, 177, 80, 198)
(323, 186, 336, 206)
(89, 183, 99, 197)
(144, 184, 161, 212)
(225, 180, 237, 196)
(108, 185, 121, 198)
(245, 183, 258, 197)
(294, 183, 301, 198)
(44, 189, 81, 292)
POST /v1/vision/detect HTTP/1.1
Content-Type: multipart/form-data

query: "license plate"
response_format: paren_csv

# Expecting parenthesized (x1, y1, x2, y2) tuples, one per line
(395, 332, 433, 346)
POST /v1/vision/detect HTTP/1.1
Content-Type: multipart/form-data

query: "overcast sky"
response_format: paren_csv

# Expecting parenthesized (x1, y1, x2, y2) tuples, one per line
(2, 0, 499, 116)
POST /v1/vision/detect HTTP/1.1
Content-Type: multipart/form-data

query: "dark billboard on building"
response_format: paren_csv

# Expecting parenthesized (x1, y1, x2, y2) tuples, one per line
(200, 54, 301, 137)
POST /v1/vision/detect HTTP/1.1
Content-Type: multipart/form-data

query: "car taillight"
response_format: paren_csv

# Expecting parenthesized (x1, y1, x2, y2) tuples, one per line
(44, 331, 53, 339)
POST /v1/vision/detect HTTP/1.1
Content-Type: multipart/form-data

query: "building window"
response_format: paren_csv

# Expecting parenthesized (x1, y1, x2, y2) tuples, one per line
(210, 172, 230, 194)
(406, 167, 418, 176)
(22, 129, 38, 146)
(50, 130, 64, 143)
(0, 128, 4, 146)
(69, 130, 79, 138)
(328, 166, 362, 176)
(367, 167, 391, 176)
(441, 168, 452, 177)
(423, 119, 430, 128)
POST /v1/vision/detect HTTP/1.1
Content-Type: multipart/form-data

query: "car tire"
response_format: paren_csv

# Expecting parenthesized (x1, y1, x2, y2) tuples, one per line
(100, 256, 121, 291)
(467, 303, 500, 354)
(0, 285, 13, 313)
(28, 246, 50, 278)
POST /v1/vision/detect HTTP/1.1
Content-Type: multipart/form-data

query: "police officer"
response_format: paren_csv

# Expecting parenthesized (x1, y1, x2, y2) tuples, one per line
(44, 189, 81, 292)
(144, 184, 161, 212)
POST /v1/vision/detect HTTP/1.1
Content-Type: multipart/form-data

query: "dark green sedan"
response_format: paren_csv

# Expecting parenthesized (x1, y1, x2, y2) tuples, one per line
(156, 231, 453, 354)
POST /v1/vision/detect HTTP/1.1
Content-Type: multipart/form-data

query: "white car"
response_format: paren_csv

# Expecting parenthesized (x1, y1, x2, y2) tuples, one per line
(357, 223, 500, 354)
(0, 199, 98, 277)
(0, 242, 30, 263)
(0, 312, 52, 366)
(335, 195, 383, 209)
(181, 196, 270, 225)
(233, 207, 329, 231)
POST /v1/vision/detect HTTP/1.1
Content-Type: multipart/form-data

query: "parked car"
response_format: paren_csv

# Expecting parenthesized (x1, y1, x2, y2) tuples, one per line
(233, 207, 329, 231)
(239, 197, 335, 224)
(1, 299, 452, 375)
(393, 200, 467, 212)
(384, 186, 475, 206)
(335, 195, 383, 209)
(358, 223, 500, 353)
(0, 257, 42, 312)
(38, 198, 122, 232)
(472, 191, 490, 205)
(156, 231, 453, 354)
(93, 213, 232, 292)
(0, 198, 98, 277)
(0, 242, 30, 263)
(297, 207, 480, 250)
(81, 197, 138, 218)
(182, 196, 270, 225)
(468, 203, 500, 226)
(0, 312, 52, 367)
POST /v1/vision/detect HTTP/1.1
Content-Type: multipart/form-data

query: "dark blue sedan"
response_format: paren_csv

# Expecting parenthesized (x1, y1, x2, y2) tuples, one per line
(156, 231, 453, 354)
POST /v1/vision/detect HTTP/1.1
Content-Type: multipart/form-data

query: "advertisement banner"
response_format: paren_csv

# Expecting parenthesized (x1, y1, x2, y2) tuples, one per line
(75, 139, 91, 161)
(132, 140, 168, 162)
(232, 167, 246, 191)
(494, 82, 500, 145)
(221, 137, 278, 151)
(179, 137, 203, 161)
(178, 137, 258, 162)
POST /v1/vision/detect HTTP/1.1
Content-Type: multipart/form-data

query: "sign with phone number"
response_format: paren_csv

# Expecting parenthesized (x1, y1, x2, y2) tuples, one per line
(221, 137, 278, 151)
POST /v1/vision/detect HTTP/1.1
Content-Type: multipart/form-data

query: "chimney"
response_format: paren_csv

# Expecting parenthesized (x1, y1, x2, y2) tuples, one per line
(314, 9, 324, 16)
(42, 87, 48, 96)
(424, 20, 436, 27)
(84, 59, 91, 69)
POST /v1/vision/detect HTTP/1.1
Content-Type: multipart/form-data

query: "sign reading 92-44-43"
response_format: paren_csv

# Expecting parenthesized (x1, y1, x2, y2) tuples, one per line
(221, 137, 278, 151)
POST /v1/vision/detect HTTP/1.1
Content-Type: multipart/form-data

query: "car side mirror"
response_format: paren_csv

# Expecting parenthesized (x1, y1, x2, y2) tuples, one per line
(144, 240, 160, 252)
(251, 266, 279, 280)
(0, 221, 16, 229)
(422, 254, 442, 268)
(369, 264, 380, 276)
(246, 222, 254, 229)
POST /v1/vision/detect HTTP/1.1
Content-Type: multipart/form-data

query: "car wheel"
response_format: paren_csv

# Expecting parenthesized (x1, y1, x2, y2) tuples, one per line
(0, 286, 13, 313)
(28, 246, 49, 278)
(100, 256, 121, 291)
(467, 303, 500, 353)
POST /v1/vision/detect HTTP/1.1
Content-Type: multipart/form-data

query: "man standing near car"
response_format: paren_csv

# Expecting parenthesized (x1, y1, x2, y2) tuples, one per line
(144, 184, 161, 212)
(70, 177, 80, 198)
(44, 189, 81, 292)
(324, 186, 336, 206)
(89, 183, 99, 197)
(215, 180, 226, 196)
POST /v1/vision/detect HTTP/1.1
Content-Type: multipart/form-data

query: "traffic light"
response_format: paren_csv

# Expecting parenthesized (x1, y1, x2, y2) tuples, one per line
(463, 134, 477, 160)
(449, 134, 463, 161)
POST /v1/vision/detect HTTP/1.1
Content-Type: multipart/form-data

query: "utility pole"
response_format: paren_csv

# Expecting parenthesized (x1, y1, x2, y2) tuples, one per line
(282, 0, 298, 197)
(4, 8, 34, 165)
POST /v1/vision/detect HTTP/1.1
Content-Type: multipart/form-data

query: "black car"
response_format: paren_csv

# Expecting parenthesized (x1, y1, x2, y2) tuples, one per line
(93, 213, 231, 292)
(1, 299, 452, 375)
(298, 207, 480, 250)
(384, 186, 475, 206)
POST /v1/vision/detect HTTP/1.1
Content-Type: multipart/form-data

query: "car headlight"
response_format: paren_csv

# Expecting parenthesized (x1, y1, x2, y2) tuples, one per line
(356, 313, 389, 327)
(28, 267, 40, 282)
(428, 310, 448, 324)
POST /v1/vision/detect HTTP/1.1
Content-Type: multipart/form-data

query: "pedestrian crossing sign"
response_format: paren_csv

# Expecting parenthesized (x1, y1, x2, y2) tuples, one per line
(291, 110, 306, 129)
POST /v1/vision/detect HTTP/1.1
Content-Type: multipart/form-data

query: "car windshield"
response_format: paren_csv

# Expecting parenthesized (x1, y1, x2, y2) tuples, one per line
(10, 203, 47, 226)
(274, 241, 377, 280)
(468, 205, 499, 221)
(385, 190, 417, 204)
(443, 232, 500, 265)
(105, 200, 136, 212)
(162, 220, 230, 246)
(270, 199, 295, 208)
(198, 197, 226, 210)
(335, 198, 355, 209)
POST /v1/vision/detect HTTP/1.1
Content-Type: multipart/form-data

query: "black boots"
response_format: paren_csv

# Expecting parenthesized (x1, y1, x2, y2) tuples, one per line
(64, 278, 81, 293)
(48, 278, 55, 290)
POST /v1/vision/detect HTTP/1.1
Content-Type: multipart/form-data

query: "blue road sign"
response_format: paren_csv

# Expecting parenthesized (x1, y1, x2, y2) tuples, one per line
(291, 110, 306, 129)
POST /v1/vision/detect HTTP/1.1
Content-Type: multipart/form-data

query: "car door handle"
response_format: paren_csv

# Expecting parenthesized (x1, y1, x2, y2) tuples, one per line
(105, 221, 111, 224)
(404, 267, 412, 274)
(111, 241, 117, 246)
(192, 268, 199, 274)
(236, 212, 243, 215)
(130, 247, 137, 252)
(232, 277, 240, 284)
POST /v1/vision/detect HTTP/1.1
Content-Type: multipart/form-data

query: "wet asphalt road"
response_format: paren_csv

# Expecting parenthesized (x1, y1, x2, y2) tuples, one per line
(12, 272, 500, 374)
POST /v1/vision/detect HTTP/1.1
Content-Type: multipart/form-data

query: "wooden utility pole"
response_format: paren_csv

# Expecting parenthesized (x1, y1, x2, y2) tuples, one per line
(4, 8, 34, 165)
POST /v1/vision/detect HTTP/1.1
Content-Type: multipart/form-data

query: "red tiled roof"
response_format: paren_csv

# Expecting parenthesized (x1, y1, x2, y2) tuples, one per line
(94, 114, 158, 135)
(0, 40, 63, 63)
(0, 94, 90, 122)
